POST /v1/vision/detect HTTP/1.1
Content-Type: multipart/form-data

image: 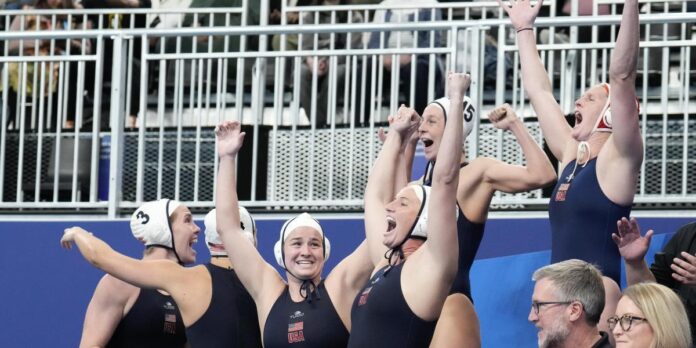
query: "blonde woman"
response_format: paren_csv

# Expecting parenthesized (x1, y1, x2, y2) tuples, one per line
(610, 282, 691, 348)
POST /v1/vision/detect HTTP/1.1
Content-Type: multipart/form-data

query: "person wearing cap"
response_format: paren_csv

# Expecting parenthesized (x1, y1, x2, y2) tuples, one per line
(345, 72, 467, 347)
(75, 199, 189, 348)
(61, 201, 263, 348)
(214, 120, 374, 347)
(499, 0, 642, 335)
(415, 99, 556, 347)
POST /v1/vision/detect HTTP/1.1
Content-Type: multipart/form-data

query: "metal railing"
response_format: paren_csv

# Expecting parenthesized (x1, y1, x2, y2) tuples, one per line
(0, 3, 695, 216)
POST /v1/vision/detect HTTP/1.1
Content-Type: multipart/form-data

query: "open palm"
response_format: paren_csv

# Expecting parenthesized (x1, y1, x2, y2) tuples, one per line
(612, 217, 653, 263)
(216, 121, 246, 157)
(497, 0, 544, 31)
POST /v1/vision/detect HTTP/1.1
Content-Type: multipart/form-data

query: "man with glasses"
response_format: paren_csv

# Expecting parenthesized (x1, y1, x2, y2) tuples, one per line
(530, 259, 612, 348)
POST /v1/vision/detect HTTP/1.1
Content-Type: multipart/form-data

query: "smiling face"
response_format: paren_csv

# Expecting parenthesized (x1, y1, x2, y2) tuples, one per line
(283, 227, 325, 281)
(418, 104, 446, 162)
(613, 297, 653, 348)
(383, 187, 421, 249)
(169, 205, 200, 265)
(571, 84, 609, 142)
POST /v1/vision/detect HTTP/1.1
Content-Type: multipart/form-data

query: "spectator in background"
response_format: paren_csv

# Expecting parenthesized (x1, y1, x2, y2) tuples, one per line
(611, 282, 692, 348)
(174, 0, 260, 92)
(2, 0, 90, 131)
(271, 0, 314, 51)
(79, 0, 150, 129)
(530, 260, 612, 348)
(300, 0, 363, 126)
(361, 0, 444, 122)
(613, 218, 696, 340)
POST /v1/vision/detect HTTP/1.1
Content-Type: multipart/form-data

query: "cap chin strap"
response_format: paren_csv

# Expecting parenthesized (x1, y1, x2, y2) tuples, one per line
(164, 199, 184, 265)
(286, 270, 321, 303)
(278, 218, 323, 303)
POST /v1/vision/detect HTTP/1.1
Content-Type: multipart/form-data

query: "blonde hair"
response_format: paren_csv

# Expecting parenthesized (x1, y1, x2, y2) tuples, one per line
(622, 283, 692, 348)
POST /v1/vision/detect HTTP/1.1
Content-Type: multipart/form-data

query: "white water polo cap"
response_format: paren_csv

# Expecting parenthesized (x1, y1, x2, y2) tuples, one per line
(130, 199, 181, 249)
(274, 212, 331, 268)
(428, 95, 478, 145)
(204, 207, 257, 256)
(405, 185, 431, 240)
(593, 83, 613, 133)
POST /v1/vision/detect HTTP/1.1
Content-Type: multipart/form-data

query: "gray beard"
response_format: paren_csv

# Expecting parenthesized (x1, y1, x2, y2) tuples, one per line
(539, 320, 571, 348)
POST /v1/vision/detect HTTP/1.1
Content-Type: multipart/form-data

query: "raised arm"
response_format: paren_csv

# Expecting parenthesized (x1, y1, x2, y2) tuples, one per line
(612, 217, 656, 285)
(482, 104, 556, 193)
(498, 0, 571, 161)
(79, 276, 134, 348)
(60, 227, 185, 293)
(607, 0, 642, 160)
(215, 121, 285, 310)
(405, 74, 468, 321)
(364, 109, 420, 266)
(422, 73, 467, 276)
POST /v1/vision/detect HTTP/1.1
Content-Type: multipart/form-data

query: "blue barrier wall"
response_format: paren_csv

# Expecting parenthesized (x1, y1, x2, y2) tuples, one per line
(0, 216, 692, 347)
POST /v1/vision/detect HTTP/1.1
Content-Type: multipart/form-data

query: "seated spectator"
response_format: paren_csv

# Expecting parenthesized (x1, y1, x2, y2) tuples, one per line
(361, 0, 444, 122)
(80, 0, 150, 129)
(611, 282, 692, 347)
(299, 0, 363, 126)
(174, 0, 261, 93)
(530, 259, 612, 347)
(613, 218, 696, 340)
(2, 3, 71, 131)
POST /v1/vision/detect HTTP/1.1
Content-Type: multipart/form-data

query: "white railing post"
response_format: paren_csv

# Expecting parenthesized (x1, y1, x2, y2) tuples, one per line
(108, 34, 127, 218)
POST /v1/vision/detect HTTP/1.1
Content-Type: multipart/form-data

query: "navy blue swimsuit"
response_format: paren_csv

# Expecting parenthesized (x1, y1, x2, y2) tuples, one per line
(424, 162, 485, 300)
(186, 263, 262, 348)
(348, 263, 437, 348)
(549, 158, 630, 284)
(106, 288, 187, 348)
(263, 281, 348, 347)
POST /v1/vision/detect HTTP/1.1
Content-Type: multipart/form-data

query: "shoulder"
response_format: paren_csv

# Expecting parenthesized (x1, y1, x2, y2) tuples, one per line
(460, 157, 496, 180)
(95, 274, 139, 304)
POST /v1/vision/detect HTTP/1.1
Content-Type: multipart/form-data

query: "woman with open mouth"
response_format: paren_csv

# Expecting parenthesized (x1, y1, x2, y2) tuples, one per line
(60, 200, 264, 348)
(345, 72, 468, 348)
(416, 97, 556, 347)
(499, 0, 644, 336)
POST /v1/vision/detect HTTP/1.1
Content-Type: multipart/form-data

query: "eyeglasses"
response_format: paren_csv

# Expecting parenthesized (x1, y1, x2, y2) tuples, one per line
(531, 301, 573, 315)
(607, 315, 648, 332)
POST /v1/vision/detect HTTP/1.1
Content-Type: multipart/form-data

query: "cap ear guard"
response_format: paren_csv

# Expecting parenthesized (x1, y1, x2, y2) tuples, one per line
(274, 213, 330, 269)
(429, 95, 478, 148)
(593, 83, 612, 133)
(205, 207, 256, 256)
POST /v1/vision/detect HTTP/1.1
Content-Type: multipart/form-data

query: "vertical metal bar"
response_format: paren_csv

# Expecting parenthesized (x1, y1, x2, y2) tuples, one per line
(90, 36, 104, 202)
(251, 0, 268, 203)
(682, 45, 691, 196)
(660, 45, 668, 196)
(495, 13, 506, 106)
(34, 61, 47, 202)
(467, 27, 481, 160)
(71, 48, 87, 203)
(108, 35, 126, 218)
(16, 60, 28, 202)
(290, 54, 302, 201)
(136, 35, 148, 204)
(0, 14, 10, 201)
(154, 40, 167, 202)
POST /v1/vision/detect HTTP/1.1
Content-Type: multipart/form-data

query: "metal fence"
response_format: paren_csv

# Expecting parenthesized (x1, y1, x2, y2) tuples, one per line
(0, 2, 695, 216)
